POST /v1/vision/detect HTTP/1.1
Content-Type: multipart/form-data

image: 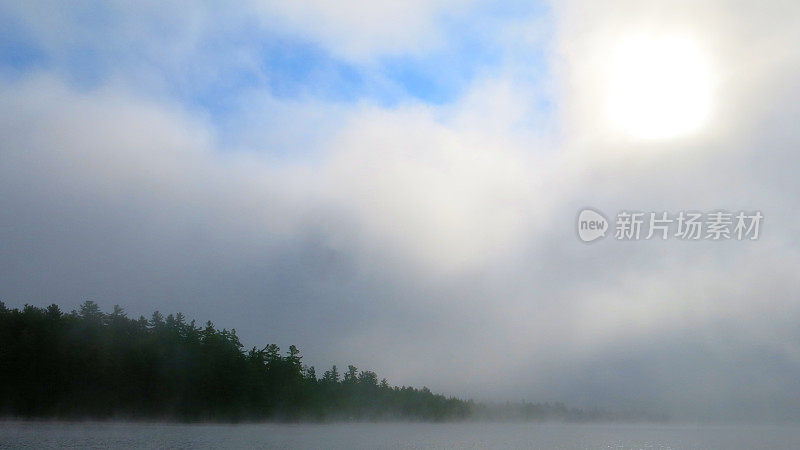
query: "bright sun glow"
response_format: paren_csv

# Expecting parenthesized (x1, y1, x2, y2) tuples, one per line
(604, 34, 712, 140)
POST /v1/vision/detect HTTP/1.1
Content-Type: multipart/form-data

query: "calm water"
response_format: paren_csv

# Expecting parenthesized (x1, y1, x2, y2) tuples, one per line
(1, 421, 799, 449)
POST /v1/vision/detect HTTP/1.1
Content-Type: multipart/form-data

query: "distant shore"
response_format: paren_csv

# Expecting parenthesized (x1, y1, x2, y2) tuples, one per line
(2, 301, 649, 423)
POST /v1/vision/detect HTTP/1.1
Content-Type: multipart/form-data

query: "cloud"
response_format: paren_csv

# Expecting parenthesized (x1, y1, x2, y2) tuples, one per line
(248, 0, 479, 61)
(1, 0, 800, 423)
(321, 104, 546, 273)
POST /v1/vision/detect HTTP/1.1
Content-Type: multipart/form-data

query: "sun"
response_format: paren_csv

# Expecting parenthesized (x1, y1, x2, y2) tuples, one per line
(604, 34, 712, 140)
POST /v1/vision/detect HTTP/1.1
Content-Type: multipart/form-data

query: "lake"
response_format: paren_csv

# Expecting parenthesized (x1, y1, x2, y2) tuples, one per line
(1, 421, 799, 449)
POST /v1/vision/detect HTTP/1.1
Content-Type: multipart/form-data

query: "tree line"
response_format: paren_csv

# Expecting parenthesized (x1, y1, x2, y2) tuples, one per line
(0, 301, 472, 421)
(0, 301, 652, 422)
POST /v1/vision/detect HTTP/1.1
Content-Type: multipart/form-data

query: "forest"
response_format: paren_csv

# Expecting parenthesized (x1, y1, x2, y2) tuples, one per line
(0, 301, 630, 422)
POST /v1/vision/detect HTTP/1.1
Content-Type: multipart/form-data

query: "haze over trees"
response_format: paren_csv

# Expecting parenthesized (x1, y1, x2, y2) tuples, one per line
(0, 301, 645, 422)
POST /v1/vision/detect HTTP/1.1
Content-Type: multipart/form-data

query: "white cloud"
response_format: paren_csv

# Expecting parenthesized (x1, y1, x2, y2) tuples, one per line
(248, 0, 478, 61)
(321, 102, 547, 273)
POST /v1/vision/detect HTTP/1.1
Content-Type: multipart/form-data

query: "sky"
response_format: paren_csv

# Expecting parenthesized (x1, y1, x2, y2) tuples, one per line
(1, 0, 800, 422)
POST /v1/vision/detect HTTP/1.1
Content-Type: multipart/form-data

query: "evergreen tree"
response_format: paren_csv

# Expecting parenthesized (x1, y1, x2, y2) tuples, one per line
(0, 301, 474, 422)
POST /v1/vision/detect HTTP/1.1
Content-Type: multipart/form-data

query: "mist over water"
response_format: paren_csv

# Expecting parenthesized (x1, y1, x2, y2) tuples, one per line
(3, 421, 800, 449)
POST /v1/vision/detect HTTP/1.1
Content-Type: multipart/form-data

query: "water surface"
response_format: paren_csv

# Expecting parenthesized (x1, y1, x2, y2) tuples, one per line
(1, 421, 798, 449)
